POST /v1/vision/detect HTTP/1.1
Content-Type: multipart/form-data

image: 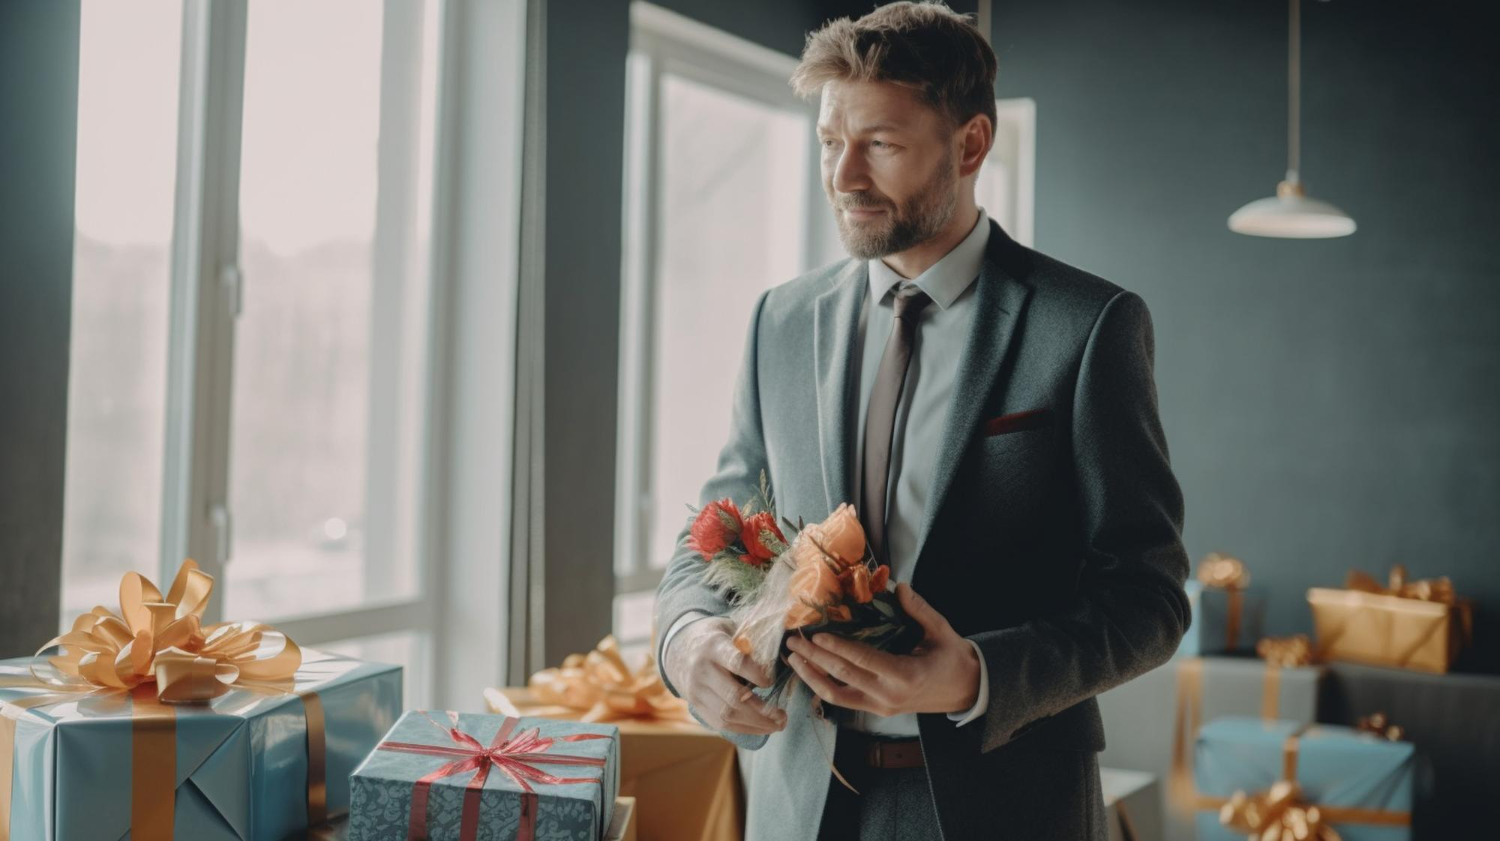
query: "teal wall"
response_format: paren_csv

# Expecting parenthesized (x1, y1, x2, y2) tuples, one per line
(990, 0, 1499, 670)
(0, 0, 80, 655)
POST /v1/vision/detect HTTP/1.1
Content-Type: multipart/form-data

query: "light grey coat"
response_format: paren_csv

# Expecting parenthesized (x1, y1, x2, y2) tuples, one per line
(653, 219, 1190, 840)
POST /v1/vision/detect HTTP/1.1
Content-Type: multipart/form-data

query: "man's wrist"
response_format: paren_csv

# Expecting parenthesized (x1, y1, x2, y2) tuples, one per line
(660, 609, 713, 686)
(947, 638, 988, 726)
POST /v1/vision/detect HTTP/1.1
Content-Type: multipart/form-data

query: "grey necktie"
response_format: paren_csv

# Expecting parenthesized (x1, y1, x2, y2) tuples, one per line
(860, 283, 933, 567)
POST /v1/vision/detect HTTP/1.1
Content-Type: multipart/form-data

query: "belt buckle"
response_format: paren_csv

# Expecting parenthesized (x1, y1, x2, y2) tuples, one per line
(866, 741, 884, 768)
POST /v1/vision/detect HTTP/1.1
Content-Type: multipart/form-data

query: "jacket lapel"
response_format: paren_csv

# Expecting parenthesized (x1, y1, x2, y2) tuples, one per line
(812, 259, 869, 516)
(910, 224, 1031, 580)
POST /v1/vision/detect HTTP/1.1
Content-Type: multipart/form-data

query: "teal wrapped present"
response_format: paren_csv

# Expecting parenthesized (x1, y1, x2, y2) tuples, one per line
(1192, 717, 1413, 841)
(349, 710, 620, 841)
(1177, 553, 1264, 657)
(0, 650, 402, 841)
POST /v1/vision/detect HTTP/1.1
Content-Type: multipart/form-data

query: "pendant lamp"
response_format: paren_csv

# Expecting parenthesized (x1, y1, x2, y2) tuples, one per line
(1228, 0, 1355, 238)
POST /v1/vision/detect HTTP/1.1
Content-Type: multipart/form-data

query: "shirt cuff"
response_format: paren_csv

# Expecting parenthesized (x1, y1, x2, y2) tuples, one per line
(946, 638, 989, 726)
(661, 609, 714, 674)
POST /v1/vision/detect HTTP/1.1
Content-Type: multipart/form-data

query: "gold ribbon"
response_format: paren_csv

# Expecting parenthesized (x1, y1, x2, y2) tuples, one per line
(526, 636, 690, 723)
(1169, 657, 1206, 811)
(1257, 635, 1314, 669)
(1197, 553, 1249, 650)
(131, 683, 177, 840)
(33, 559, 302, 703)
(1169, 652, 1298, 814)
(1198, 725, 1411, 836)
(1346, 564, 1454, 604)
(1355, 711, 1404, 742)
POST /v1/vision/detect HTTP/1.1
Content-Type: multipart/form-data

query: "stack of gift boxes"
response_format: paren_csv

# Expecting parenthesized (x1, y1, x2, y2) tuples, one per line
(1098, 552, 1486, 841)
(6, 554, 1486, 840)
(0, 561, 640, 841)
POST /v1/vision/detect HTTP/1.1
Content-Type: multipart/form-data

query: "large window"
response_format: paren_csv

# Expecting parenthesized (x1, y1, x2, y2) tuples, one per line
(613, 4, 821, 658)
(62, 0, 450, 708)
(62, 0, 183, 617)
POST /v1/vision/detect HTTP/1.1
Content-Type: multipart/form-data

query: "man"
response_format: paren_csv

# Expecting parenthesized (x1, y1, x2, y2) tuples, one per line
(653, 3, 1190, 839)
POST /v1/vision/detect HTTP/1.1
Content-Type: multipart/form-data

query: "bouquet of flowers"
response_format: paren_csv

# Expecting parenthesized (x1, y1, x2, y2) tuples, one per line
(684, 471, 924, 711)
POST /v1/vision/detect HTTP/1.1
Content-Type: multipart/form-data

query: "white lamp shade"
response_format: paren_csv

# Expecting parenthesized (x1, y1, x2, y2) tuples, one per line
(1228, 192, 1357, 238)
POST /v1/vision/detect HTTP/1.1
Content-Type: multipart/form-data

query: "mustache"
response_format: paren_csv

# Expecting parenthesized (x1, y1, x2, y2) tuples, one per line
(836, 195, 891, 211)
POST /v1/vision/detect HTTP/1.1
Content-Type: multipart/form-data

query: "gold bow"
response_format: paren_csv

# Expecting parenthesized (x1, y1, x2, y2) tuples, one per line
(33, 559, 301, 702)
(1345, 564, 1455, 604)
(1198, 552, 1250, 589)
(1257, 634, 1315, 668)
(1355, 712, 1405, 742)
(527, 635, 689, 723)
(1220, 780, 1342, 841)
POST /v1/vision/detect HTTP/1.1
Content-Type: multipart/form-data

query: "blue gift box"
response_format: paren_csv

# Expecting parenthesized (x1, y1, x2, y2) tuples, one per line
(349, 710, 620, 841)
(1193, 717, 1413, 841)
(0, 650, 402, 841)
(1178, 580, 1264, 657)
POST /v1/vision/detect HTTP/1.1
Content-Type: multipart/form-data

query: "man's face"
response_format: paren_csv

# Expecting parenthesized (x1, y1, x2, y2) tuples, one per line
(818, 79, 960, 260)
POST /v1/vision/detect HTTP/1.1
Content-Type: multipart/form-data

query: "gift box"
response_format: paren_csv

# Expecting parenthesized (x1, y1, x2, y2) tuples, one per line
(1192, 717, 1413, 841)
(349, 710, 620, 841)
(1308, 565, 1473, 674)
(604, 796, 637, 841)
(1321, 662, 1497, 839)
(308, 796, 638, 841)
(1176, 553, 1263, 658)
(1097, 655, 1324, 841)
(1101, 768, 1160, 841)
(0, 650, 402, 841)
(2, 560, 402, 841)
(483, 634, 745, 841)
(1179, 579, 1264, 658)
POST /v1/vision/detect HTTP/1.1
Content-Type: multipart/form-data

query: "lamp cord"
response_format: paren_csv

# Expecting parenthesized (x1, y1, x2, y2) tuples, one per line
(1287, 0, 1301, 184)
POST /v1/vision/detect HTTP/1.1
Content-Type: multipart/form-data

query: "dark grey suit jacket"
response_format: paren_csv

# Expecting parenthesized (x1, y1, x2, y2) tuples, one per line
(653, 219, 1190, 840)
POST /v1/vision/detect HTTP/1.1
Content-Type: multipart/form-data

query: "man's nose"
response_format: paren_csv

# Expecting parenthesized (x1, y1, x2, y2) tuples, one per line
(829, 147, 870, 195)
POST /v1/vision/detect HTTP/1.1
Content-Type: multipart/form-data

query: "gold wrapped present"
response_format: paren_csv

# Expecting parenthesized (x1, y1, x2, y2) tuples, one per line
(1307, 565, 1474, 673)
(485, 635, 743, 841)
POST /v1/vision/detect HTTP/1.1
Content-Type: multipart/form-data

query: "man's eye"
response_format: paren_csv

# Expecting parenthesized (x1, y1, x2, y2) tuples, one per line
(821, 138, 838, 149)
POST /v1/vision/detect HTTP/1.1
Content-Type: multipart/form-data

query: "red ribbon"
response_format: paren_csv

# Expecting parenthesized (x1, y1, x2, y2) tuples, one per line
(376, 711, 611, 841)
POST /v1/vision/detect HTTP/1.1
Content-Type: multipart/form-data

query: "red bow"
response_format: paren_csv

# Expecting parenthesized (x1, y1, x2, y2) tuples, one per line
(376, 711, 611, 841)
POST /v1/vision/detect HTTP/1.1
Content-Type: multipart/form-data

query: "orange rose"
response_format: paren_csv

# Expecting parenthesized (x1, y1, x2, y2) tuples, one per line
(818, 503, 867, 565)
(845, 564, 873, 603)
(791, 503, 867, 570)
(783, 602, 822, 629)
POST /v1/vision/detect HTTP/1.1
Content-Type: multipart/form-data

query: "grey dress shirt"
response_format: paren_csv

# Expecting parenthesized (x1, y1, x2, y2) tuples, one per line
(664, 208, 996, 735)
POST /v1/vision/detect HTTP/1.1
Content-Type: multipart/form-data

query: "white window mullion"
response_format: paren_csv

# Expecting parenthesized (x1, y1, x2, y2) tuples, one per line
(160, 0, 248, 624)
(613, 47, 660, 598)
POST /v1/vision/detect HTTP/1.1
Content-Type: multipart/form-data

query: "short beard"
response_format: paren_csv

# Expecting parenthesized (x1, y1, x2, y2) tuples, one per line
(831, 150, 959, 261)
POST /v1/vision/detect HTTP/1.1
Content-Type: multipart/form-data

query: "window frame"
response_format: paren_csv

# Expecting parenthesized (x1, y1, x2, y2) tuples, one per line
(146, 0, 460, 704)
(614, 3, 818, 644)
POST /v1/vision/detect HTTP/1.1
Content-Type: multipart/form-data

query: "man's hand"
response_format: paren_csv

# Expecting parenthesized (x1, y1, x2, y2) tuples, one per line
(665, 615, 788, 735)
(785, 582, 980, 717)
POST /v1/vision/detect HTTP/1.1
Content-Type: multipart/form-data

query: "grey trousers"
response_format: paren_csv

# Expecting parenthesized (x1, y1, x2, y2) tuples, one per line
(816, 733, 941, 841)
(815, 730, 1110, 840)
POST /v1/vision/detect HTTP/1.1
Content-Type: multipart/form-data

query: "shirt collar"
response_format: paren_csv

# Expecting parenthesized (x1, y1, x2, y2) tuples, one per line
(867, 207, 990, 312)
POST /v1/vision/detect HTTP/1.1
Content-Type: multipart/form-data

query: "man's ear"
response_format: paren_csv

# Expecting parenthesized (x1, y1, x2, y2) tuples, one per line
(958, 114, 992, 178)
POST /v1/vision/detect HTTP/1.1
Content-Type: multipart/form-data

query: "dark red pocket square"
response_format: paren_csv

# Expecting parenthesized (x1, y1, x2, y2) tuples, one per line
(982, 408, 1054, 437)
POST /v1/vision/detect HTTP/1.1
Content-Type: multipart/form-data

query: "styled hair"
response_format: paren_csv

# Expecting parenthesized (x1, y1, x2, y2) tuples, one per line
(791, 1, 998, 133)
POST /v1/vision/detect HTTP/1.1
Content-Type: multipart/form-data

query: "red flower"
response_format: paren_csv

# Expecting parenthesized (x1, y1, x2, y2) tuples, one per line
(688, 498, 743, 561)
(739, 511, 787, 567)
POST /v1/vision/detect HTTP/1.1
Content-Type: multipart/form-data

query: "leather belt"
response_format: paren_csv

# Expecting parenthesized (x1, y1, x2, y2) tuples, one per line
(839, 730, 925, 769)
